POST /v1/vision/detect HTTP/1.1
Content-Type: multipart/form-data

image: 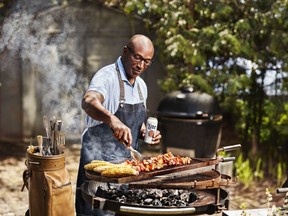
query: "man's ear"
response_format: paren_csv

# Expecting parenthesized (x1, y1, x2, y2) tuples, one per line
(123, 46, 128, 53)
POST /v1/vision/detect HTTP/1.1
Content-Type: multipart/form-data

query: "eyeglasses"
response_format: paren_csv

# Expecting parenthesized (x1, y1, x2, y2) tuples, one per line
(126, 46, 153, 66)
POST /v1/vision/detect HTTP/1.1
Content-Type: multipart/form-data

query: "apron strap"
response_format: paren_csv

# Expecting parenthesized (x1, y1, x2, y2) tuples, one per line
(115, 63, 126, 107)
(137, 83, 144, 101)
(115, 62, 144, 106)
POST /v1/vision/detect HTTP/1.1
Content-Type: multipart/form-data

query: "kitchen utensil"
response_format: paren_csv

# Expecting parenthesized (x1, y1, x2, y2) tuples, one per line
(27, 138, 35, 154)
(127, 146, 143, 162)
(217, 144, 242, 154)
(50, 116, 57, 154)
(43, 115, 53, 155)
(42, 137, 51, 156)
(51, 116, 57, 130)
(110, 128, 143, 162)
(57, 120, 62, 131)
(55, 131, 65, 154)
(43, 115, 50, 138)
(37, 135, 43, 156)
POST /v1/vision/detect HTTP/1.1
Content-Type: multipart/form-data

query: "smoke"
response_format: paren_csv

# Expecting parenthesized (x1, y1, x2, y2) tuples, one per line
(0, 2, 87, 137)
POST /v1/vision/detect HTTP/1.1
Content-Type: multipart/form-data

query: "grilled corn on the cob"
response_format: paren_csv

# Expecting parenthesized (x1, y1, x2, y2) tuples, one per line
(93, 164, 115, 173)
(101, 166, 139, 177)
(84, 161, 112, 171)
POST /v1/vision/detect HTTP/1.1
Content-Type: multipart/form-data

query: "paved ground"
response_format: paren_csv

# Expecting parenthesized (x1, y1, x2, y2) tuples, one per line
(0, 140, 286, 216)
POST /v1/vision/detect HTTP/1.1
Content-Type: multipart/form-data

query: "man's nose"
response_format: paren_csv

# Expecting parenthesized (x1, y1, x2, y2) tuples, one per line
(136, 60, 145, 69)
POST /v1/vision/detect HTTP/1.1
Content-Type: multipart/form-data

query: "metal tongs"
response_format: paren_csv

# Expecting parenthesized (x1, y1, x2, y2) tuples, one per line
(128, 146, 143, 162)
(111, 128, 144, 162)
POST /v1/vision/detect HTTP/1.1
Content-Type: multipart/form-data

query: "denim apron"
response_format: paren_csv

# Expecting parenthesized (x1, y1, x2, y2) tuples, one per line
(76, 63, 147, 216)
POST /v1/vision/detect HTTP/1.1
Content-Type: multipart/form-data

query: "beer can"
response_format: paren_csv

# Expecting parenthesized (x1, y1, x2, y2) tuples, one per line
(144, 117, 158, 144)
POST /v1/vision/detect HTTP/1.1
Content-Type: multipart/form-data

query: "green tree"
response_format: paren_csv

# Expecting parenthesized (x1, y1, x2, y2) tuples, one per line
(102, 0, 288, 174)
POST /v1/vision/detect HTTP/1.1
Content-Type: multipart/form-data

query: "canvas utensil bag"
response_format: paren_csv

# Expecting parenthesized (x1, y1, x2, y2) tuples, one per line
(23, 149, 75, 216)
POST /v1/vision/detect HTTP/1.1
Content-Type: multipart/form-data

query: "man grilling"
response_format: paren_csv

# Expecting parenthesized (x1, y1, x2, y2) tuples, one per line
(76, 34, 162, 216)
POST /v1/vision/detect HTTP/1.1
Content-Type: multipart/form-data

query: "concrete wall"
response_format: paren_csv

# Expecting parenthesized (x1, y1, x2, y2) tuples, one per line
(0, 52, 23, 141)
(0, 1, 165, 142)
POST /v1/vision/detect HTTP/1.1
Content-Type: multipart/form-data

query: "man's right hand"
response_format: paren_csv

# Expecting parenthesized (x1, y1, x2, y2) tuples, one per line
(110, 118, 132, 147)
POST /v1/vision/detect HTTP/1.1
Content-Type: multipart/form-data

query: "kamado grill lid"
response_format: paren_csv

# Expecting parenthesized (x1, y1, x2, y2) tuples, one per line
(157, 86, 221, 119)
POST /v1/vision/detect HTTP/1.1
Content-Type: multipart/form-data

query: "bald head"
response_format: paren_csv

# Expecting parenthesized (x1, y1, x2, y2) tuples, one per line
(121, 34, 154, 84)
(126, 34, 154, 57)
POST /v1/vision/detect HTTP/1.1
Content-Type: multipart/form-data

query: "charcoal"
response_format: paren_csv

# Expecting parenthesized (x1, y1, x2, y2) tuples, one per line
(117, 195, 127, 203)
(171, 189, 179, 196)
(180, 193, 189, 201)
(139, 191, 147, 199)
(176, 200, 187, 207)
(126, 190, 134, 196)
(119, 184, 129, 191)
(144, 198, 153, 205)
(162, 189, 169, 194)
(96, 186, 198, 207)
(168, 194, 176, 199)
(162, 199, 171, 206)
(152, 199, 162, 207)
(189, 192, 198, 203)
(171, 199, 179, 205)
(155, 190, 163, 198)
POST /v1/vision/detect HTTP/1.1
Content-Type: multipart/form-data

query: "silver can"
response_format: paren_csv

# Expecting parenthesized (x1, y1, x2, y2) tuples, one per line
(144, 117, 158, 144)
